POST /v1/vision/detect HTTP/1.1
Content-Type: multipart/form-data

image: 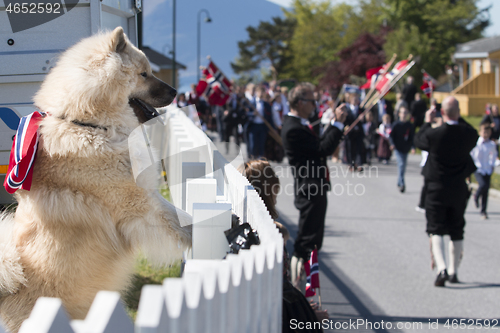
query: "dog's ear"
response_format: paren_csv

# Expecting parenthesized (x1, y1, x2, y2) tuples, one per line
(111, 27, 127, 53)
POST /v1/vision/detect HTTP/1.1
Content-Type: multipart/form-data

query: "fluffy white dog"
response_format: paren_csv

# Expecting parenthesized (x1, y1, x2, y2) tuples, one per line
(0, 27, 192, 332)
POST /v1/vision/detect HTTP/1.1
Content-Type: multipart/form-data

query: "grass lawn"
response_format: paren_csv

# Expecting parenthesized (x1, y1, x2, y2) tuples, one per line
(122, 257, 181, 320)
(122, 182, 180, 320)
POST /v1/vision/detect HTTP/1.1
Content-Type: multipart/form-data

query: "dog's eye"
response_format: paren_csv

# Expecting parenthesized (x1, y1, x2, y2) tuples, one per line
(140, 72, 147, 78)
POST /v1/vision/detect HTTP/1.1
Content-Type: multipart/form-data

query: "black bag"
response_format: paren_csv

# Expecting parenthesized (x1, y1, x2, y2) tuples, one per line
(224, 222, 260, 254)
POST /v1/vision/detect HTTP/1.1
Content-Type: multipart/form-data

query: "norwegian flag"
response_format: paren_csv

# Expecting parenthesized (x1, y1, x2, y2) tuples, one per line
(3, 111, 43, 194)
(196, 61, 233, 106)
(360, 61, 393, 90)
(420, 81, 433, 98)
(304, 248, 320, 297)
(422, 71, 437, 88)
(375, 60, 410, 93)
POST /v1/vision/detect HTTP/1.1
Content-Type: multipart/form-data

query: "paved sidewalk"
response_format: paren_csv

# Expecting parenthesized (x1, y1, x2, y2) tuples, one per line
(216, 136, 500, 332)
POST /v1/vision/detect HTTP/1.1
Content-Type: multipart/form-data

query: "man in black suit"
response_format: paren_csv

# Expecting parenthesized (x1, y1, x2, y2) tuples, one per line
(281, 82, 346, 286)
(345, 94, 364, 170)
(414, 96, 478, 287)
(402, 76, 418, 108)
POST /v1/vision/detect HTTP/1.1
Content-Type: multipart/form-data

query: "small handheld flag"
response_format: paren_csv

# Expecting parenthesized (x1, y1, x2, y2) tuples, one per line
(304, 248, 320, 297)
(304, 259, 316, 297)
(420, 81, 433, 99)
(3, 111, 43, 194)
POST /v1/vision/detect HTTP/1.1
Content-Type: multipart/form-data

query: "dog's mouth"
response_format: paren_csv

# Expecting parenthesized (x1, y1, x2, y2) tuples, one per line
(129, 98, 164, 124)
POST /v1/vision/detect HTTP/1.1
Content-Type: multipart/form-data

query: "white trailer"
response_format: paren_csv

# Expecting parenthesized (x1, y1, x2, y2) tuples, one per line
(0, 0, 141, 204)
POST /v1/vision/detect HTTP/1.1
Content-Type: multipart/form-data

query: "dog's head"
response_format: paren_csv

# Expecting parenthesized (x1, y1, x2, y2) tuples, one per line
(34, 27, 176, 126)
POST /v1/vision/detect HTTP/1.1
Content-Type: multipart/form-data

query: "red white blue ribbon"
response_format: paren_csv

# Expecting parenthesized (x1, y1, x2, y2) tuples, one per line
(3, 111, 43, 194)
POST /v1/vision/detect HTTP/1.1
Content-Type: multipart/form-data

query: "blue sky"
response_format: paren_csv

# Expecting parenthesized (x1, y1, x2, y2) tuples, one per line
(144, 0, 500, 94)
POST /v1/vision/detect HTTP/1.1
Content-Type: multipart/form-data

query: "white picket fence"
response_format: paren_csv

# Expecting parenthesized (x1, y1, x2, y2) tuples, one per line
(1, 106, 283, 333)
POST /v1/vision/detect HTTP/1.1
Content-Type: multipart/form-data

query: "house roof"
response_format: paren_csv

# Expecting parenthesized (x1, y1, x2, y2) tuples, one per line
(454, 35, 500, 60)
(141, 46, 187, 71)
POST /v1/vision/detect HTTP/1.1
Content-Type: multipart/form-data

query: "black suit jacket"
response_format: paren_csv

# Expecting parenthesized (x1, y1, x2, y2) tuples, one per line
(414, 119, 478, 186)
(281, 115, 343, 194)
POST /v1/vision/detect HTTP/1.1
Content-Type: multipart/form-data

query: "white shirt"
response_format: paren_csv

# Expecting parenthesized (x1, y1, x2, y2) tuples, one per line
(252, 97, 264, 124)
(471, 137, 498, 175)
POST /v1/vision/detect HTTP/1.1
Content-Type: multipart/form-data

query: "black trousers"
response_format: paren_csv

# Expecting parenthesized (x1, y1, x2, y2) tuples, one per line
(293, 188, 328, 260)
(425, 181, 468, 241)
(474, 172, 491, 214)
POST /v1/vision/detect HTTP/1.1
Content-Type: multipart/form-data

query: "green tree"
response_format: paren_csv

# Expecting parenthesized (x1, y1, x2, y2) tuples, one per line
(231, 16, 296, 82)
(282, 0, 386, 83)
(384, 0, 490, 81)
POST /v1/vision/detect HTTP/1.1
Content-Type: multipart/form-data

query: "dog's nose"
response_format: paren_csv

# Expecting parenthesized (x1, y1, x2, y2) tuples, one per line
(170, 88, 177, 97)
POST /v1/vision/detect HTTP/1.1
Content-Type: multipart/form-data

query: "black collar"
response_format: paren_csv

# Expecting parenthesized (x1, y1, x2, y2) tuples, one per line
(71, 120, 107, 131)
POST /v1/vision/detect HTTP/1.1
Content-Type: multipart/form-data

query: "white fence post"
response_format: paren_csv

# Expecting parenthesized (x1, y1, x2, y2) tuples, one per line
(181, 162, 206, 211)
(80, 291, 133, 333)
(19, 298, 74, 333)
(213, 150, 228, 197)
(186, 178, 217, 215)
(135, 285, 168, 333)
(191, 203, 232, 260)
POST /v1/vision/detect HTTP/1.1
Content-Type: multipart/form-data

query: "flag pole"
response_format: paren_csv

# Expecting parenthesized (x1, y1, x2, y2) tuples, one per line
(364, 54, 414, 111)
(360, 53, 397, 109)
(343, 59, 415, 137)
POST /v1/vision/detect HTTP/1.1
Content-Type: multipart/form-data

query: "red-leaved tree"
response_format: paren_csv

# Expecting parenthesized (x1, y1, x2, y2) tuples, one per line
(317, 31, 388, 90)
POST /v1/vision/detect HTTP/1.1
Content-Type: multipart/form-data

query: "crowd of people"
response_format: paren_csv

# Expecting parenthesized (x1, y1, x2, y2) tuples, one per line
(176, 77, 437, 168)
(178, 79, 498, 294)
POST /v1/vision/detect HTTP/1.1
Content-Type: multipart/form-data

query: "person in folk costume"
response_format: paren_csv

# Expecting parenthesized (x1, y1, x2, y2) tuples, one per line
(239, 160, 328, 332)
(377, 114, 392, 164)
(414, 96, 478, 287)
(281, 82, 346, 290)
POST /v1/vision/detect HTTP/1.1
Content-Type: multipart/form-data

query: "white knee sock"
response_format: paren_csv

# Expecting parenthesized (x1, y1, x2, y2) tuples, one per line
(431, 235, 447, 272)
(448, 240, 463, 276)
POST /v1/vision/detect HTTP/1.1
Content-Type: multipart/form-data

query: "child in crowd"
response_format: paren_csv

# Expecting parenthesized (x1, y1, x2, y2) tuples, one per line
(377, 114, 392, 164)
(471, 123, 498, 219)
(389, 106, 415, 193)
(240, 160, 328, 330)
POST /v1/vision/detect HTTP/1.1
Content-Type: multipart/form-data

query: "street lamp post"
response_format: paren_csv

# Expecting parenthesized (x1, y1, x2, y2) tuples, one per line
(197, 9, 212, 82)
(172, 0, 176, 89)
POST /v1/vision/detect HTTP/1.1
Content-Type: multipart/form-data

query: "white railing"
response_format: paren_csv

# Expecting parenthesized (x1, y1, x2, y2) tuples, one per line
(2, 106, 283, 333)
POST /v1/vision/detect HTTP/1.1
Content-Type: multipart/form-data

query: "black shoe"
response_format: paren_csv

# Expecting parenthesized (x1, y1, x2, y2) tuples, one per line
(399, 185, 405, 193)
(448, 274, 459, 283)
(434, 269, 449, 287)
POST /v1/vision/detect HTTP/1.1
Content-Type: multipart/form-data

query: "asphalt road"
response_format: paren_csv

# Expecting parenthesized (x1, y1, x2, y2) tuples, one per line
(217, 137, 500, 333)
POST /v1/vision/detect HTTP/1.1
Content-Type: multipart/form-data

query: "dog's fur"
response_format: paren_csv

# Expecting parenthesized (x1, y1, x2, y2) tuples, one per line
(0, 27, 191, 332)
